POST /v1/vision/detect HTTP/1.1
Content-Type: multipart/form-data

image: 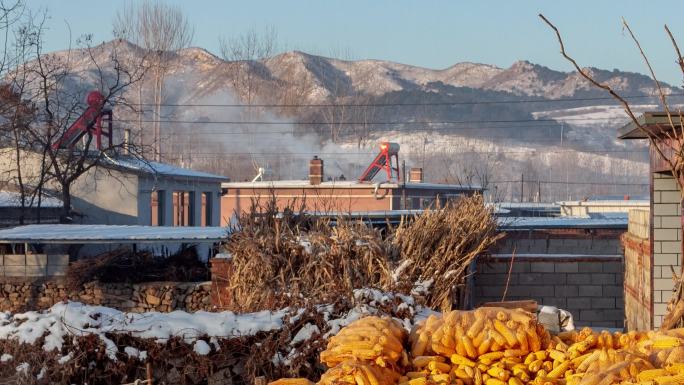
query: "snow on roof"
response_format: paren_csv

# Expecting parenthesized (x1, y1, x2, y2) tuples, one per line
(103, 156, 227, 181)
(558, 199, 648, 206)
(498, 216, 627, 230)
(0, 191, 62, 208)
(0, 225, 229, 244)
(222, 180, 482, 191)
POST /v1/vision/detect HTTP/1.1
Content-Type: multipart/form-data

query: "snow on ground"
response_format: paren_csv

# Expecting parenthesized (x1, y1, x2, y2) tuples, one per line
(0, 289, 427, 362)
(0, 301, 289, 359)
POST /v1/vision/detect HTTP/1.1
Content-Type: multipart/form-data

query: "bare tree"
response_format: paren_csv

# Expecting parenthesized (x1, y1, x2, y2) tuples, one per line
(113, 1, 193, 161)
(540, 13, 684, 330)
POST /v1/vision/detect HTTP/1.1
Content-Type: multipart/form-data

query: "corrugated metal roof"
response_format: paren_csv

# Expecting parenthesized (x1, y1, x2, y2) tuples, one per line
(103, 156, 228, 181)
(618, 111, 684, 139)
(0, 225, 229, 244)
(498, 216, 627, 230)
(222, 180, 482, 190)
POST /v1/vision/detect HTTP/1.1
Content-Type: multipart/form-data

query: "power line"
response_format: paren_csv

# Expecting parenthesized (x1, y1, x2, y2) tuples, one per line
(489, 180, 648, 186)
(174, 148, 647, 156)
(119, 116, 626, 125)
(127, 93, 684, 108)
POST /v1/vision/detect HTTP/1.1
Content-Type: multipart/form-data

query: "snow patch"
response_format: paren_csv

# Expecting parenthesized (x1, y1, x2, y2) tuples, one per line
(193, 340, 211, 355)
(290, 323, 320, 345)
(0, 353, 12, 362)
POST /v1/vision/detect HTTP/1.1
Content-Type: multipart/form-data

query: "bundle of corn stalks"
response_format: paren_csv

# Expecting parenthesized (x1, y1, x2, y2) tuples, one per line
(225, 198, 393, 312)
(661, 267, 684, 330)
(393, 195, 503, 312)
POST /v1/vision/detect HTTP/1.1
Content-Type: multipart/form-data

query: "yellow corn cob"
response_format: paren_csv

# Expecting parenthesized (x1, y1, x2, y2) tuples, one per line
(524, 353, 536, 365)
(453, 368, 472, 380)
(546, 360, 571, 379)
(413, 356, 446, 368)
(549, 349, 567, 362)
(489, 327, 508, 347)
(494, 320, 518, 347)
(430, 374, 451, 383)
(451, 354, 477, 367)
(516, 329, 529, 353)
(504, 349, 526, 358)
(486, 367, 510, 382)
(478, 338, 493, 356)
(428, 361, 452, 374)
(431, 343, 456, 357)
(527, 329, 542, 352)
(654, 374, 684, 385)
(528, 359, 543, 373)
(652, 337, 682, 349)
(508, 377, 524, 385)
(485, 379, 507, 385)
(474, 368, 483, 385)
(638, 369, 670, 382)
(268, 379, 315, 385)
(666, 363, 684, 374)
(542, 360, 553, 372)
(408, 378, 427, 385)
(480, 352, 506, 362)
(467, 317, 486, 339)
(462, 335, 478, 359)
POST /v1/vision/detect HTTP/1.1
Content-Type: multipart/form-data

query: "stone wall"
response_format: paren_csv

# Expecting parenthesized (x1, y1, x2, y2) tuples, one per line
(474, 255, 624, 328)
(0, 279, 213, 313)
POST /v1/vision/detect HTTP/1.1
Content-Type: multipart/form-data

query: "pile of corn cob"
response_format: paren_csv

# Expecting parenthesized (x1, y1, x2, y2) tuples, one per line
(269, 309, 684, 385)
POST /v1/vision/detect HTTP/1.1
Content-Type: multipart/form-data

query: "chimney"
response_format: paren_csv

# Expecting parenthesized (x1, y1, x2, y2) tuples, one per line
(123, 127, 131, 155)
(409, 167, 424, 183)
(309, 156, 324, 185)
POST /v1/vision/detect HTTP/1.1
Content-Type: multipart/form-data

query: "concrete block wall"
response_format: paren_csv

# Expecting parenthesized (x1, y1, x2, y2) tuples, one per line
(0, 254, 68, 278)
(474, 256, 624, 328)
(652, 172, 682, 327)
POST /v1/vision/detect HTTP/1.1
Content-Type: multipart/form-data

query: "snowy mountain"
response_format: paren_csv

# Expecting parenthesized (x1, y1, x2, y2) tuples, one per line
(11, 40, 665, 200)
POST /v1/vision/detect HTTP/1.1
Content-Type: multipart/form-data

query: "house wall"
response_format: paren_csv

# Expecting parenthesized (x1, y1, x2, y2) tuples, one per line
(139, 176, 222, 226)
(651, 171, 682, 327)
(622, 208, 651, 330)
(70, 167, 139, 225)
(560, 201, 648, 217)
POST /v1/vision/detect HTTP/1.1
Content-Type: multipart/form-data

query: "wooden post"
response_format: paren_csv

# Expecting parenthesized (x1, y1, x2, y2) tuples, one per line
(146, 362, 153, 385)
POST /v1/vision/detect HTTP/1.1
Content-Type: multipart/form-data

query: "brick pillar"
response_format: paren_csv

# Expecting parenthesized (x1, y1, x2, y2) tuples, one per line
(210, 257, 233, 310)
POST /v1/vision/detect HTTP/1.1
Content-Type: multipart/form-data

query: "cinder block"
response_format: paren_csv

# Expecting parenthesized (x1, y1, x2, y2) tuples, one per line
(477, 273, 516, 286)
(579, 309, 604, 321)
(654, 177, 678, 191)
(541, 297, 566, 308)
(578, 261, 603, 273)
(661, 191, 682, 203)
(602, 285, 623, 297)
(589, 321, 619, 328)
(655, 228, 679, 241)
(530, 262, 555, 273)
(555, 285, 579, 297)
(578, 285, 602, 297)
(567, 297, 591, 309)
(654, 302, 669, 315)
(603, 309, 625, 321)
(555, 262, 579, 273)
(654, 204, 679, 216)
(654, 253, 680, 266)
(4, 265, 25, 276)
(591, 297, 615, 309)
(601, 262, 623, 273)
(505, 285, 532, 297)
(479, 285, 506, 297)
(47, 264, 67, 276)
(509, 261, 530, 273)
(591, 273, 615, 285)
(660, 216, 682, 229)
(655, 278, 675, 291)
(519, 273, 544, 285)
(25, 265, 46, 277)
(567, 273, 592, 285)
(25, 254, 47, 267)
(660, 241, 681, 254)
(3, 254, 25, 266)
(542, 273, 566, 285)
(527, 285, 555, 297)
(478, 262, 507, 274)
(48, 254, 69, 266)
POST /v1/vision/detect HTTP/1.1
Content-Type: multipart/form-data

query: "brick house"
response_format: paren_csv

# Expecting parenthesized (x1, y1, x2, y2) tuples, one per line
(618, 112, 682, 328)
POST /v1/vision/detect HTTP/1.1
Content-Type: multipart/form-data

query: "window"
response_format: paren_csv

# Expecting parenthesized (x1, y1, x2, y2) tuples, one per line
(172, 192, 190, 226)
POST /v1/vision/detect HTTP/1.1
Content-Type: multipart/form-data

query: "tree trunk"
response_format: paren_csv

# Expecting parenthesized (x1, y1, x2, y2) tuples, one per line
(60, 182, 72, 223)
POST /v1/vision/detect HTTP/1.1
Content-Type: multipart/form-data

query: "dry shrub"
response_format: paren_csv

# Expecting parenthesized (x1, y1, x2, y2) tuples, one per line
(226, 194, 501, 313)
(226, 198, 392, 312)
(393, 194, 503, 311)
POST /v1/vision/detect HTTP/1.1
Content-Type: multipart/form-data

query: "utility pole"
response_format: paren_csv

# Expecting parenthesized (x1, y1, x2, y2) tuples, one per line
(520, 173, 524, 203)
(537, 179, 541, 203)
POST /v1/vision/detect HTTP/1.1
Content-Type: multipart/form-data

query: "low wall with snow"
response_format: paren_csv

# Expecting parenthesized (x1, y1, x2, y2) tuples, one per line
(0, 279, 213, 313)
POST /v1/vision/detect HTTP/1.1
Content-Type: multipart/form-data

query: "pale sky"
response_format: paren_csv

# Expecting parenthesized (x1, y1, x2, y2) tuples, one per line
(23, 0, 684, 86)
